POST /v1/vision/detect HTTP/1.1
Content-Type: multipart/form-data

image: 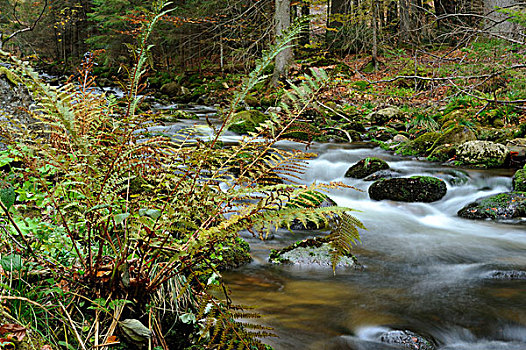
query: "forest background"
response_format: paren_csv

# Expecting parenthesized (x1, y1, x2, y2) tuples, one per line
(0, 0, 525, 349)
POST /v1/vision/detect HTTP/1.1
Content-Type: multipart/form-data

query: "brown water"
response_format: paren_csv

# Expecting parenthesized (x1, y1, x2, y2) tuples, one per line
(224, 142, 526, 350)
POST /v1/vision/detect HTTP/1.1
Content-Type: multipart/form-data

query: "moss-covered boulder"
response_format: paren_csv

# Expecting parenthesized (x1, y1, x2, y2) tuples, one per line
(227, 110, 268, 134)
(456, 141, 509, 168)
(215, 237, 252, 270)
(368, 176, 447, 202)
(430, 125, 476, 151)
(397, 132, 441, 156)
(367, 106, 404, 125)
(457, 192, 526, 221)
(512, 169, 526, 192)
(428, 144, 456, 162)
(345, 157, 389, 179)
(269, 236, 357, 268)
(477, 127, 516, 143)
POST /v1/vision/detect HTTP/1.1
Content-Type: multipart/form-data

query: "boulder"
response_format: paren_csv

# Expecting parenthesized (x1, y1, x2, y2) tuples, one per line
(345, 157, 390, 179)
(0, 73, 36, 127)
(507, 138, 526, 165)
(227, 110, 268, 134)
(512, 168, 526, 192)
(397, 132, 440, 156)
(456, 140, 509, 168)
(269, 236, 358, 268)
(369, 176, 447, 202)
(367, 106, 404, 125)
(430, 125, 476, 151)
(392, 134, 410, 143)
(488, 270, 526, 280)
(160, 82, 182, 97)
(457, 192, 526, 221)
(363, 170, 399, 182)
(379, 330, 435, 350)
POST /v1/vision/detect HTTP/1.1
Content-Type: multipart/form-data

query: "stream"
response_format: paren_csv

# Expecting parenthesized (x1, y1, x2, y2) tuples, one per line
(219, 142, 526, 349)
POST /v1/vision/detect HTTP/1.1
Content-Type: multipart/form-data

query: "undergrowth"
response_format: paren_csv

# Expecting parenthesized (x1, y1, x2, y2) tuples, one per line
(0, 2, 363, 349)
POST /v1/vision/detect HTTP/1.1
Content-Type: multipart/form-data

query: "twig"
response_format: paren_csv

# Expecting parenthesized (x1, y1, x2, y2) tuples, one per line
(59, 300, 87, 350)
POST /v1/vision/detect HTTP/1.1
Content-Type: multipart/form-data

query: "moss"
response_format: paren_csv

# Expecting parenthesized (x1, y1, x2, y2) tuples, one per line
(215, 237, 252, 270)
(397, 131, 440, 156)
(227, 110, 268, 134)
(345, 157, 389, 179)
(513, 169, 526, 192)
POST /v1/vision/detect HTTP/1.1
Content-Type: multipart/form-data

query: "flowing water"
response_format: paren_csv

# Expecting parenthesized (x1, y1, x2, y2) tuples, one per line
(220, 142, 526, 350)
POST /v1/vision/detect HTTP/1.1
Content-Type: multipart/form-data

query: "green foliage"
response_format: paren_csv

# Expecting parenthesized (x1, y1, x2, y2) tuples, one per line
(0, 3, 363, 349)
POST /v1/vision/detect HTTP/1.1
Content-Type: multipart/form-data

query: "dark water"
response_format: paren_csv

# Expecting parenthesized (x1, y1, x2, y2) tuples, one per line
(223, 142, 526, 350)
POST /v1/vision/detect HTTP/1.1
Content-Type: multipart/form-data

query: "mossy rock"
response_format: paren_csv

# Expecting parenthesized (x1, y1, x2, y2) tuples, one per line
(456, 141, 509, 168)
(457, 192, 526, 221)
(368, 176, 447, 202)
(345, 157, 390, 179)
(429, 125, 476, 152)
(397, 131, 441, 156)
(379, 330, 436, 350)
(227, 110, 268, 134)
(477, 127, 516, 143)
(428, 144, 456, 162)
(215, 237, 252, 270)
(269, 236, 357, 268)
(367, 126, 398, 142)
(367, 106, 404, 126)
(513, 169, 526, 192)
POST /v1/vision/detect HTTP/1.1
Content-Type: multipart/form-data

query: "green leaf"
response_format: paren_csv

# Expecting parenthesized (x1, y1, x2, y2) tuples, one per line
(0, 254, 23, 271)
(138, 208, 161, 220)
(114, 213, 130, 225)
(0, 186, 16, 210)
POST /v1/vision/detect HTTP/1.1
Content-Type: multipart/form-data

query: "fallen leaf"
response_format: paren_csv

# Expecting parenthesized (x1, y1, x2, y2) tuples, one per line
(41, 345, 53, 350)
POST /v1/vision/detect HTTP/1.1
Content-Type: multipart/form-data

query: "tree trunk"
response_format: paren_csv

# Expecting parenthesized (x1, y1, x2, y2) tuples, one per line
(272, 0, 293, 86)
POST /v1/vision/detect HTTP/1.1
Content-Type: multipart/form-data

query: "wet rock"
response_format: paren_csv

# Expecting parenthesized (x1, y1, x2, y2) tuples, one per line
(489, 270, 526, 280)
(363, 170, 400, 182)
(428, 144, 456, 162)
(160, 82, 188, 97)
(457, 192, 526, 221)
(269, 236, 358, 268)
(227, 110, 268, 134)
(0, 74, 37, 127)
(368, 176, 447, 202)
(456, 141, 509, 168)
(345, 157, 390, 179)
(215, 237, 252, 271)
(512, 168, 526, 192)
(367, 106, 404, 125)
(379, 330, 435, 350)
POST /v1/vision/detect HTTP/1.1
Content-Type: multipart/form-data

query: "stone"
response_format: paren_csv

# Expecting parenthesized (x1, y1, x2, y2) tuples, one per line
(513, 169, 526, 192)
(456, 140, 509, 168)
(269, 236, 358, 268)
(345, 157, 390, 179)
(160, 82, 182, 97)
(507, 138, 526, 157)
(367, 106, 404, 125)
(457, 192, 526, 221)
(227, 110, 268, 134)
(392, 134, 410, 143)
(488, 270, 526, 280)
(397, 132, 441, 156)
(430, 125, 476, 151)
(368, 176, 447, 202)
(379, 330, 435, 350)
(363, 170, 399, 182)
